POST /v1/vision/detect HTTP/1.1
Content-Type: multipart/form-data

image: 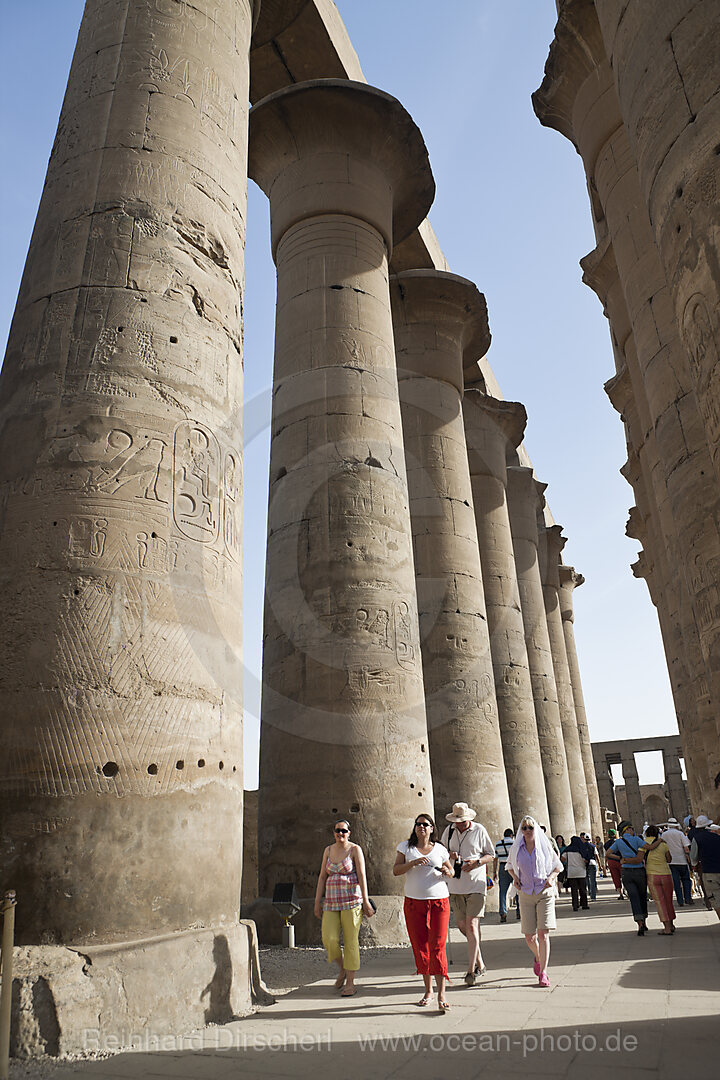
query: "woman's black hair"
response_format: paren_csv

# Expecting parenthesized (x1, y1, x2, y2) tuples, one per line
(644, 824, 660, 839)
(555, 834, 565, 847)
(409, 813, 437, 847)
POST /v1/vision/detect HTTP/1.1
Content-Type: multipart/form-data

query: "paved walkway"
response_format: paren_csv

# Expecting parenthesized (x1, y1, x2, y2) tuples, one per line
(17, 880, 720, 1079)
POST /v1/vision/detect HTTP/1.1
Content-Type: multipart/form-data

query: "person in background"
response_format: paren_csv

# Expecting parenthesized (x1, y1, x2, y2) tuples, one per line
(494, 827, 515, 923)
(555, 835, 570, 893)
(314, 819, 375, 995)
(629, 825, 675, 934)
(580, 833, 599, 901)
(394, 814, 455, 1011)
(661, 817, 693, 908)
(440, 803, 495, 985)
(606, 822, 648, 935)
(562, 836, 590, 911)
(594, 835, 606, 877)
(604, 829, 624, 898)
(689, 815, 720, 921)
(507, 816, 563, 988)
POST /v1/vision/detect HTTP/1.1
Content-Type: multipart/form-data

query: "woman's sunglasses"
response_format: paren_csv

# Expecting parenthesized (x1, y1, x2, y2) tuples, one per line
(521, 825, 534, 831)
(415, 822, 432, 828)
(334, 828, 349, 834)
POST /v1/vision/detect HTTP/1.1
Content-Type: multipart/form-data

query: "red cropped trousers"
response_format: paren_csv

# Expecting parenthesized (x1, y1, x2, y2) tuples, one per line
(403, 896, 450, 977)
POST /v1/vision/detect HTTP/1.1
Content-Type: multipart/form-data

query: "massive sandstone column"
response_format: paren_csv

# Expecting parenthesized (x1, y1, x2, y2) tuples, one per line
(594, 1, 720, 486)
(0, 0, 254, 947)
(250, 81, 436, 918)
(464, 392, 549, 827)
(620, 753, 645, 829)
(506, 465, 575, 838)
(662, 749, 688, 823)
(539, 525, 591, 832)
(390, 270, 512, 838)
(558, 566, 604, 842)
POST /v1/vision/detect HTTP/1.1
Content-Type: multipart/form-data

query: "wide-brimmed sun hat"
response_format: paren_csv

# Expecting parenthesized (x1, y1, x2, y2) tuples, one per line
(696, 815, 713, 828)
(446, 802, 477, 822)
(666, 818, 680, 826)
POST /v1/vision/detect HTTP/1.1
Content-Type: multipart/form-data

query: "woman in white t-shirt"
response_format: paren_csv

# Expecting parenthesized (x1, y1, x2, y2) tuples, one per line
(394, 814, 454, 1012)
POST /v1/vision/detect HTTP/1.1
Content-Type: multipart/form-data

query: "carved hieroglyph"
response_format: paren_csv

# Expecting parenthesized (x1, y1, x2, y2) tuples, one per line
(0, 0, 255, 944)
(249, 80, 436, 901)
(391, 270, 512, 840)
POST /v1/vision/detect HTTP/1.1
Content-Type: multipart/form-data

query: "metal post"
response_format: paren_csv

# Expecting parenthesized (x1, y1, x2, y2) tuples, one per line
(0, 890, 17, 1080)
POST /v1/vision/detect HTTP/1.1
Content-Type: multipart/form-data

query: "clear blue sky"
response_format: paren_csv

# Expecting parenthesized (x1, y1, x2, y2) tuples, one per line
(0, 1, 680, 790)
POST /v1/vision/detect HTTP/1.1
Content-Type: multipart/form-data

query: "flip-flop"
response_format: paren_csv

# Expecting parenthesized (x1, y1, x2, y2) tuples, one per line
(437, 1000, 450, 1013)
(416, 995, 431, 1007)
(341, 986, 356, 997)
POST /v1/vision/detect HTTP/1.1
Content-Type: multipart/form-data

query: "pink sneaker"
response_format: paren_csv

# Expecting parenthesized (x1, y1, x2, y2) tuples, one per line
(538, 972, 550, 988)
(533, 960, 542, 976)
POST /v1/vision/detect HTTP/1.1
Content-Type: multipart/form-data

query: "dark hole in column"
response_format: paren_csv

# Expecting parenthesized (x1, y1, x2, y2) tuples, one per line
(148, 763, 158, 775)
(102, 761, 119, 778)
(176, 760, 184, 770)
(198, 759, 206, 768)
(219, 761, 224, 770)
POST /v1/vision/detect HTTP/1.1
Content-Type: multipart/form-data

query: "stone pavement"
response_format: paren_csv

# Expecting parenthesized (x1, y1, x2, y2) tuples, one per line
(17, 880, 720, 1079)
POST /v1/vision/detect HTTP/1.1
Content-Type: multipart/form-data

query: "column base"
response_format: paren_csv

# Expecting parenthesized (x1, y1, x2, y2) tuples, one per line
(10, 921, 273, 1059)
(245, 895, 409, 947)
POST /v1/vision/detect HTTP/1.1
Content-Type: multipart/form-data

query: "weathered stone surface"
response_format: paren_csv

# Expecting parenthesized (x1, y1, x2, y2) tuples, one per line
(0, 0, 254, 947)
(391, 270, 512, 839)
(250, 80, 435, 922)
(9, 922, 269, 1059)
(558, 566, 604, 842)
(464, 392, 550, 828)
(538, 526, 591, 832)
(507, 466, 575, 838)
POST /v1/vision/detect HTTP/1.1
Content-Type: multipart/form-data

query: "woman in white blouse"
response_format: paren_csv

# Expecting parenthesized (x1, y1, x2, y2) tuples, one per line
(394, 814, 455, 1012)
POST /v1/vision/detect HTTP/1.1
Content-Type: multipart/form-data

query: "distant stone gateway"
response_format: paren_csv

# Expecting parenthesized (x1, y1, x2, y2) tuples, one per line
(1, 0, 717, 1054)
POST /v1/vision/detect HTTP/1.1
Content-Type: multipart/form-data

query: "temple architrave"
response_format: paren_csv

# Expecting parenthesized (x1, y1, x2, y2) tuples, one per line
(1, 0, 623, 1051)
(535, 0, 720, 811)
(592, 736, 690, 828)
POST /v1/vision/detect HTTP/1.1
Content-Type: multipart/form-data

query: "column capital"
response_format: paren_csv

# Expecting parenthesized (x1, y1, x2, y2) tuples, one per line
(580, 231, 618, 311)
(390, 270, 490, 394)
(464, 392, 527, 482)
(532, 0, 608, 146)
(558, 564, 584, 621)
(604, 364, 632, 417)
(539, 524, 566, 588)
(249, 79, 434, 257)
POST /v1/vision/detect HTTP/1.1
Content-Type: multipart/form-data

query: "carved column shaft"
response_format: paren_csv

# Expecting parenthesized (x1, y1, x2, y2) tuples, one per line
(250, 80, 436, 903)
(662, 750, 688, 823)
(539, 525, 591, 832)
(593, 755, 616, 821)
(0, 0, 255, 945)
(464, 393, 550, 827)
(558, 566, 604, 842)
(506, 466, 575, 838)
(392, 271, 512, 838)
(620, 754, 644, 830)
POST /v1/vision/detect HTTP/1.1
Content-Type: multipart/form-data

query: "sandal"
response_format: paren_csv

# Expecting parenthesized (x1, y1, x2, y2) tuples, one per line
(416, 994, 431, 1007)
(437, 999, 450, 1013)
(341, 986, 357, 996)
(334, 970, 347, 989)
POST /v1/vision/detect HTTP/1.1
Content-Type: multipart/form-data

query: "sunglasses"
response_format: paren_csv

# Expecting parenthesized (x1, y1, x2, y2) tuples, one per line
(334, 828, 349, 834)
(521, 825, 534, 831)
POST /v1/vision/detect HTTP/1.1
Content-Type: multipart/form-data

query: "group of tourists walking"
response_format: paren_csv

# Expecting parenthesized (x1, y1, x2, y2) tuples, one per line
(313, 801, 720, 1008)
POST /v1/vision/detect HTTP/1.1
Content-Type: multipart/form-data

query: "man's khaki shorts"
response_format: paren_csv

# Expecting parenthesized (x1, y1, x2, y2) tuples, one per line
(703, 871, 720, 905)
(450, 892, 486, 922)
(518, 887, 556, 934)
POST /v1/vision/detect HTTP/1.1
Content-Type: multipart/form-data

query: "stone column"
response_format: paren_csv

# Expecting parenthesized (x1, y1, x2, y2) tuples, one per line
(593, 752, 617, 822)
(621, 753, 644, 830)
(464, 392, 550, 827)
(663, 750, 689, 823)
(390, 270, 512, 839)
(0, 0, 255, 951)
(539, 525, 592, 832)
(250, 81, 436, 928)
(506, 466, 575, 838)
(558, 566, 604, 842)
(594, 1, 720, 484)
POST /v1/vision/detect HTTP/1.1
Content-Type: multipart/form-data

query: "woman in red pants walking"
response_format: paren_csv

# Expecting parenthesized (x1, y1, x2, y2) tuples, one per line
(394, 815, 455, 1012)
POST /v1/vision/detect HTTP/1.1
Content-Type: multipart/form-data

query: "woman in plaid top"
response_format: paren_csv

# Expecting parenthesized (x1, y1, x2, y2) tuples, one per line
(314, 819, 375, 995)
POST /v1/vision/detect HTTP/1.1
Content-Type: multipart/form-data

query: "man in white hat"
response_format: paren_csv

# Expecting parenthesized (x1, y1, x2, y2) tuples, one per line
(440, 803, 494, 986)
(689, 816, 720, 919)
(661, 817, 693, 907)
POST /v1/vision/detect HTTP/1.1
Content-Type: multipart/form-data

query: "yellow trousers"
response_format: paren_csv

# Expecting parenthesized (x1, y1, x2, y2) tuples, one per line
(321, 907, 363, 971)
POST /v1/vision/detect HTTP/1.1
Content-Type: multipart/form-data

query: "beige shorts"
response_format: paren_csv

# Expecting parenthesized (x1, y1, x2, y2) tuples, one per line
(703, 872, 720, 905)
(450, 892, 486, 922)
(518, 887, 556, 935)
